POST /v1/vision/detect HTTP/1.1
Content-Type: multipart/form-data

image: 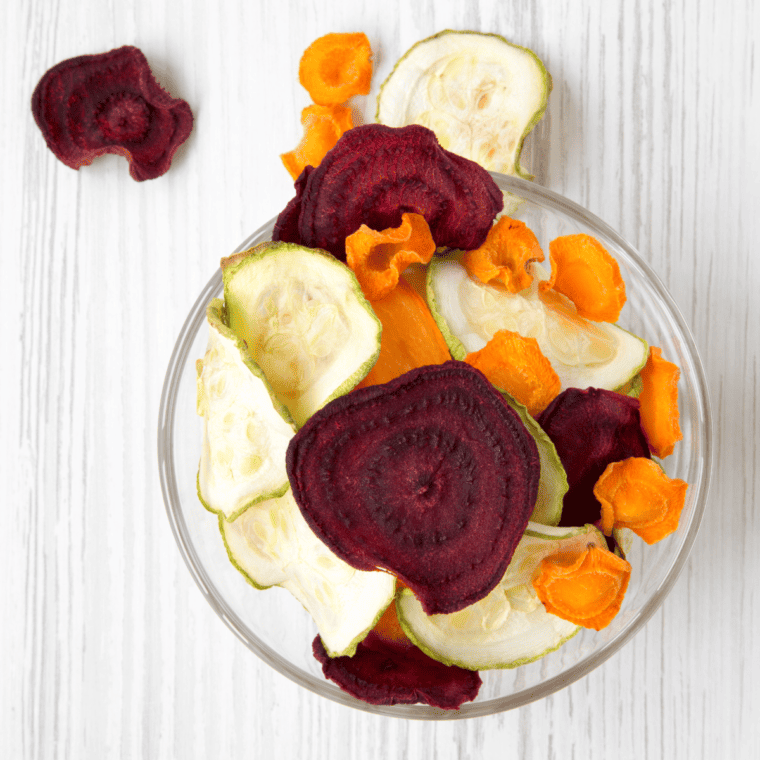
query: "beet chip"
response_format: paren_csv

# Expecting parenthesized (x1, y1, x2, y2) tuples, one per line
(273, 124, 504, 260)
(313, 632, 482, 709)
(537, 387, 651, 527)
(31, 46, 193, 181)
(286, 361, 540, 615)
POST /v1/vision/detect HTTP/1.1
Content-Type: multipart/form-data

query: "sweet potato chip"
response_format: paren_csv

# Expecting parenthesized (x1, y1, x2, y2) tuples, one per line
(286, 361, 540, 615)
(273, 124, 503, 260)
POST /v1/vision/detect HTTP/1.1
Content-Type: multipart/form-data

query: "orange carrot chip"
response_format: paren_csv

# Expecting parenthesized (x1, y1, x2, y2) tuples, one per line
(465, 329, 560, 417)
(462, 216, 544, 293)
(299, 32, 372, 105)
(533, 545, 631, 630)
(281, 103, 354, 180)
(594, 457, 688, 544)
(638, 346, 683, 458)
(545, 234, 626, 322)
(346, 213, 436, 301)
(358, 277, 450, 388)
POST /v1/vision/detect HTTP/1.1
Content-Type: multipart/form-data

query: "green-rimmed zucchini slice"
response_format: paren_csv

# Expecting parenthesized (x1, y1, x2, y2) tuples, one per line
(196, 299, 296, 521)
(396, 523, 607, 670)
(501, 392, 567, 526)
(222, 242, 382, 427)
(221, 488, 396, 657)
(426, 253, 648, 392)
(376, 30, 551, 179)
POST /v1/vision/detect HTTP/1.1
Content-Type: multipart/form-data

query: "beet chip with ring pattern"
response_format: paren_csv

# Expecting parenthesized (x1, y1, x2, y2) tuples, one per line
(31, 46, 193, 181)
(273, 123, 504, 260)
(286, 361, 540, 616)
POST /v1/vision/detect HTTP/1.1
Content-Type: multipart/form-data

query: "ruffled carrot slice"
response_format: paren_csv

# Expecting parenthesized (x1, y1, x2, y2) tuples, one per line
(533, 545, 631, 630)
(464, 329, 560, 417)
(357, 276, 450, 388)
(542, 234, 626, 322)
(594, 457, 688, 544)
(281, 103, 354, 180)
(346, 213, 436, 301)
(462, 216, 544, 293)
(638, 346, 683, 457)
(299, 32, 372, 105)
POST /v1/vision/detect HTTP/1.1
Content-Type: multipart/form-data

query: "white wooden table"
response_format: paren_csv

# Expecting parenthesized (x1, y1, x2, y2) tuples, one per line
(3, 1, 758, 757)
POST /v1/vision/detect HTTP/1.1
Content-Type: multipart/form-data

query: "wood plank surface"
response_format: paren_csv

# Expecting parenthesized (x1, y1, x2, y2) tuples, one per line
(2, 0, 758, 757)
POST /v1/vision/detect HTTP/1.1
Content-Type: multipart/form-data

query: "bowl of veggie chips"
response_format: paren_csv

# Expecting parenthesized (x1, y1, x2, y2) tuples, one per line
(158, 168, 711, 718)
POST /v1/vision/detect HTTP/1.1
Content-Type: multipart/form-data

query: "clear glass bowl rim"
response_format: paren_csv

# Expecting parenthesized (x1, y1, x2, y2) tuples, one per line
(157, 172, 712, 719)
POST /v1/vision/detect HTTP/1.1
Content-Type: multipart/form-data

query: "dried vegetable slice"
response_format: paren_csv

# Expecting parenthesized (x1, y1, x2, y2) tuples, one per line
(195, 300, 296, 521)
(532, 544, 631, 630)
(618, 373, 643, 399)
(499, 394, 568, 527)
(273, 123, 504, 260)
(465, 329, 560, 417)
(593, 457, 688, 544)
(542, 234, 626, 323)
(281, 104, 354, 180)
(396, 523, 606, 670)
(312, 630, 482, 708)
(426, 253, 648, 392)
(222, 242, 381, 427)
(346, 213, 437, 301)
(286, 361, 540, 615)
(220, 488, 395, 657)
(537, 387, 651, 527)
(462, 216, 544, 293)
(375, 30, 551, 178)
(31, 46, 193, 181)
(357, 276, 451, 388)
(299, 32, 373, 105)
(372, 588, 409, 643)
(637, 347, 683, 457)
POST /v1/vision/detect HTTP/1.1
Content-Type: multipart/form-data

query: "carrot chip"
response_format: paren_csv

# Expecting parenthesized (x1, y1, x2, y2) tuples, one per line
(533, 545, 631, 630)
(465, 329, 560, 417)
(543, 234, 626, 322)
(594, 456, 688, 544)
(462, 216, 544, 293)
(346, 212, 436, 301)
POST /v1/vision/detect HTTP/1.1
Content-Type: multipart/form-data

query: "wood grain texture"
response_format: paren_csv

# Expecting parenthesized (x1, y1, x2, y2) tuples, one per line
(2, 0, 758, 758)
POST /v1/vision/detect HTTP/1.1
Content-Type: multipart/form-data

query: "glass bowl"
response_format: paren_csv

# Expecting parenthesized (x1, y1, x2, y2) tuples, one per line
(157, 173, 712, 719)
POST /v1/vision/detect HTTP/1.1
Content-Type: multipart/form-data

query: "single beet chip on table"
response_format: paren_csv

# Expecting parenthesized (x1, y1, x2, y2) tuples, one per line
(286, 361, 540, 616)
(273, 123, 504, 260)
(31, 45, 193, 181)
(313, 631, 482, 709)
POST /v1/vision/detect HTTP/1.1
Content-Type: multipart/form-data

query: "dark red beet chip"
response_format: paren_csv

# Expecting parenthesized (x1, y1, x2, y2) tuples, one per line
(286, 361, 540, 615)
(272, 123, 504, 260)
(273, 166, 313, 243)
(537, 387, 651, 527)
(313, 632, 482, 709)
(31, 46, 193, 181)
